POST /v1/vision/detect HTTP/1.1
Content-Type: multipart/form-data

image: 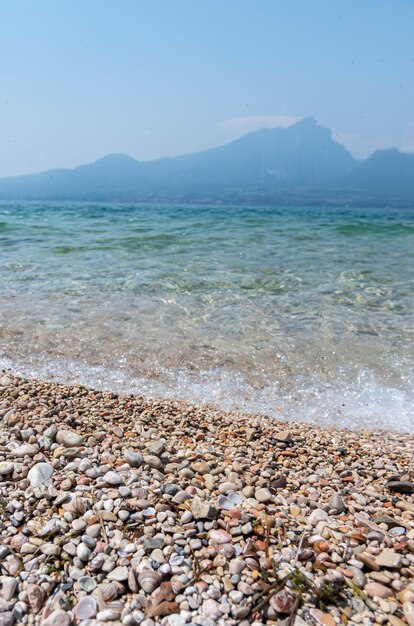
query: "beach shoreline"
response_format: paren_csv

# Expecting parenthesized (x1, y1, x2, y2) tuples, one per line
(1, 371, 414, 625)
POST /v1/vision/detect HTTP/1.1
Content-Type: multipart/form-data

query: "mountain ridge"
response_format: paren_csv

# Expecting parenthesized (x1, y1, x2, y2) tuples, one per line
(0, 117, 413, 206)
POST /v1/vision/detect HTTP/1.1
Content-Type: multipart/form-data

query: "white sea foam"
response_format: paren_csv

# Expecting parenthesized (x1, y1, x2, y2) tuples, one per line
(1, 354, 413, 433)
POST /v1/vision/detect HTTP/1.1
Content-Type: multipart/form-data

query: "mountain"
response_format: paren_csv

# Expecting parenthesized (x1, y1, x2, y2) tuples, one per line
(0, 117, 413, 205)
(335, 148, 414, 199)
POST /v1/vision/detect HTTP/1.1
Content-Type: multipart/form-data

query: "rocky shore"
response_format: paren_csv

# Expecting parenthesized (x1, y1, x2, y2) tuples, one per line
(0, 372, 414, 626)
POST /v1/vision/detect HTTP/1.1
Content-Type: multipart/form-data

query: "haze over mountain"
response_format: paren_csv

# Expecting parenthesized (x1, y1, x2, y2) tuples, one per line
(0, 117, 413, 206)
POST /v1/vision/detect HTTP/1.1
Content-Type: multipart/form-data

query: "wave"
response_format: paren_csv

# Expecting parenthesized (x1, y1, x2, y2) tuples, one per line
(1, 354, 413, 433)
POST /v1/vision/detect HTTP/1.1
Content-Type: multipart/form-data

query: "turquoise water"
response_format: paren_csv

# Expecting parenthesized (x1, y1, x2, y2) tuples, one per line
(0, 201, 413, 430)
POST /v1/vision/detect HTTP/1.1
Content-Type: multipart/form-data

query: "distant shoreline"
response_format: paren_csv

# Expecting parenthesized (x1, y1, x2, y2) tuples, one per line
(1, 195, 413, 209)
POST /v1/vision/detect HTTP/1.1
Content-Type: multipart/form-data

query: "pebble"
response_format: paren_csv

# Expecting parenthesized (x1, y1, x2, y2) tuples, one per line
(74, 595, 98, 619)
(308, 509, 328, 525)
(103, 470, 124, 485)
(143, 455, 163, 469)
(365, 582, 393, 599)
(201, 599, 221, 620)
(274, 430, 292, 442)
(56, 430, 83, 447)
(328, 493, 345, 513)
(388, 481, 414, 494)
(0, 462, 14, 476)
(404, 602, 414, 626)
(375, 549, 403, 569)
(11, 443, 38, 457)
(124, 450, 143, 467)
(193, 461, 211, 475)
(0, 374, 413, 626)
(0, 613, 14, 626)
(147, 441, 165, 456)
(108, 565, 129, 581)
(1, 577, 17, 601)
(218, 482, 238, 494)
(255, 488, 272, 503)
(191, 497, 219, 520)
(97, 609, 123, 621)
(309, 608, 336, 626)
(27, 584, 45, 613)
(27, 462, 54, 487)
(209, 529, 232, 544)
(40, 609, 72, 626)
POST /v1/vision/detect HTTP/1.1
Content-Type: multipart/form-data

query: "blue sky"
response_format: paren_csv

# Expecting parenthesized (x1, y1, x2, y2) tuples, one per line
(0, 0, 413, 176)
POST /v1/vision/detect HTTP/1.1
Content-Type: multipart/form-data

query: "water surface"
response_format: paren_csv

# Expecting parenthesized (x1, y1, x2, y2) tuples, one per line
(1, 202, 413, 430)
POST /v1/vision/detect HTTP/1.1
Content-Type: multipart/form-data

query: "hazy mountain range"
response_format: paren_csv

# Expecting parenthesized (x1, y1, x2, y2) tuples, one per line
(1, 117, 413, 206)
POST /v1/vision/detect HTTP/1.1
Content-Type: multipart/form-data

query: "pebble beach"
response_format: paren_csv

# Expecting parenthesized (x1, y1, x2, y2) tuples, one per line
(1, 373, 414, 626)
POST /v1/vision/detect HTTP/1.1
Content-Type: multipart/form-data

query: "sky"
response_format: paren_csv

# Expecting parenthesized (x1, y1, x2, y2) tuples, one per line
(0, 0, 413, 177)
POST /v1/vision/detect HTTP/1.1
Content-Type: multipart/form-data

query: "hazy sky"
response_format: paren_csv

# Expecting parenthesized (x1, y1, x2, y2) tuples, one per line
(1, 0, 413, 177)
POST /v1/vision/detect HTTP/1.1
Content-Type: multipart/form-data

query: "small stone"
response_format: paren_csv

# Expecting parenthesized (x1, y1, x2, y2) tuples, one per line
(209, 529, 232, 544)
(0, 612, 14, 626)
(74, 596, 98, 620)
(147, 441, 165, 456)
(269, 588, 295, 614)
(27, 584, 45, 613)
(328, 493, 345, 513)
(308, 509, 328, 525)
(358, 552, 380, 571)
(166, 616, 186, 626)
(56, 429, 82, 447)
(27, 462, 54, 488)
(162, 483, 181, 496)
(218, 482, 238, 494)
(255, 488, 272, 503)
(375, 549, 403, 569)
(53, 446, 80, 459)
(107, 565, 129, 581)
(0, 462, 14, 476)
(388, 481, 414, 494)
(11, 444, 38, 458)
(389, 616, 410, 626)
(181, 510, 193, 524)
(124, 450, 143, 467)
(397, 501, 414, 513)
(97, 609, 123, 621)
(274, 430, 292, 443)
(309, 608, 336, 626)
(242, 485, 255, 498)
(349, 566, 366, 589)
(191, 497, 219, 520)
(193, 461, 211, 475)
(144, 455, 163, 469)
(229, 558, 244, 574)
(40, 609, 72, 626)
(269, 475, 287, 490)
(41, 543, 61, 557)
(103, 470, 123, 485)
(352, 492, 367, 506)
(76, 543, 91, 561)
(364, 582, 393, 599)
(201, 599, 221, 620)
(403, 602, 414, 626)
(1, 577, 18, 601)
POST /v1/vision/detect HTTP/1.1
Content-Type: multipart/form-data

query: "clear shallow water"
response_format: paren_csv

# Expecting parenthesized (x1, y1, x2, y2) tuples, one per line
(0, 201, 413, 431)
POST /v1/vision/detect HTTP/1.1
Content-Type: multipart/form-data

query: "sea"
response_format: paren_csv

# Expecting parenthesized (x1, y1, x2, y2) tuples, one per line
(0, 201, 413, 431)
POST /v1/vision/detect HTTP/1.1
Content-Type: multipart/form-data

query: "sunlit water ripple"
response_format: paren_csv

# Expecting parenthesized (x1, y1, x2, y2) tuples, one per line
(0, 201, 413, 431)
